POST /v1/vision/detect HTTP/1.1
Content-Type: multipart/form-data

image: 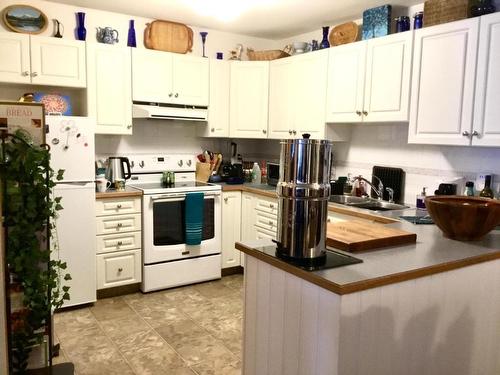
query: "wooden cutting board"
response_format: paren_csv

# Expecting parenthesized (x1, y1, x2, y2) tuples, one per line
(326, 220, 416, 252)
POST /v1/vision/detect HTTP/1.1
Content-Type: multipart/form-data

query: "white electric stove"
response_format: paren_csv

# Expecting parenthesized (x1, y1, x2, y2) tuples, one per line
(127, 154, 221, 292)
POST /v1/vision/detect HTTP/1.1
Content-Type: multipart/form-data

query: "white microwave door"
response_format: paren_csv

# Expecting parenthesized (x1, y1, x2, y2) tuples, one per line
(46, 116, 95, 182)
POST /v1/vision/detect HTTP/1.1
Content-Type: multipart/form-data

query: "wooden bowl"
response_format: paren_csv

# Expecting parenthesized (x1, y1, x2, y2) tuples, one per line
(425, 196, 500, 241)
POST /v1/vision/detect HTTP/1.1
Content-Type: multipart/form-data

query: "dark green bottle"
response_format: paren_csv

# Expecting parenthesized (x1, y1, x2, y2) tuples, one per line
(479, 175, 494, 198)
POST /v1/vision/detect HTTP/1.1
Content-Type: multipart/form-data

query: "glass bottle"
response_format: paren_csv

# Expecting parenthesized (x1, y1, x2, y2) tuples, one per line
(413, 12, 424, 29)
(464, 181, 475, 197)
(127, 20, 137, 47)
(76, 12, 86, 41)
(320, 26, 330, 49)
(471, 0, 496, 17)
(479, 175, 494, 198)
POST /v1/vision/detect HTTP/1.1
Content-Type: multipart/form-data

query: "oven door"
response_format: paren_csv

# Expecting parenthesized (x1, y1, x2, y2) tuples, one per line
(143, 191, 221, 264)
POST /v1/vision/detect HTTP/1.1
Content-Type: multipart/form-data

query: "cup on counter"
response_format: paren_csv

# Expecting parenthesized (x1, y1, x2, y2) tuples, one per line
(96, 178, 111, 193)
(114, 179, 126, 191)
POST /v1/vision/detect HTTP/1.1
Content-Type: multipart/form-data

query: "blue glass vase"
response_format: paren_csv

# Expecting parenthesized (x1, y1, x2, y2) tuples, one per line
(76, 12, 86, 41)
(320, 26, 330, 49)
(200, 31, 208, 58)
(127, 20, 137, 47)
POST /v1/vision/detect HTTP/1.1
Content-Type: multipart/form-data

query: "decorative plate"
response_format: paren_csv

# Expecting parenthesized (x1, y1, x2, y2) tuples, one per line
(2, 5, 48, 34)
(329, 22, 359, 46)
(33, 93, 72, 116)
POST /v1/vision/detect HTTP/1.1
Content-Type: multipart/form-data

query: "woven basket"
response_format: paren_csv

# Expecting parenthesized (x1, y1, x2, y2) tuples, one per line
(423, 0, 470, 27)
(246, 48, 290, 61)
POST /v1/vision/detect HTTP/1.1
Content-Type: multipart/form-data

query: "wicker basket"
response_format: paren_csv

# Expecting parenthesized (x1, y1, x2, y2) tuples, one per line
(423, 0, 470, 27)
(246, 48, 290, 61)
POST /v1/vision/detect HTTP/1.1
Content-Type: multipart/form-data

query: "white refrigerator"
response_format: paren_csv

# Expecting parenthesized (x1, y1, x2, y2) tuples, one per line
(46, 116, 96, 308)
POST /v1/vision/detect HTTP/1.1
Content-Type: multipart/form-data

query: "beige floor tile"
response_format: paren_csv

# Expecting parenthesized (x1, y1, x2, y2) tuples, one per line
(132, 304, 188, 328)
(156, 318, 211, 347)
(193, 280, 240, 299)
(100, 313, 150, 342)
(117, 329, 189, 374)
(189, 352, 242, 375)
(55, 308, 100, 341)
(90, 297, 136, 321)
(173, 334, 238, 366)
(220, 275, 244, 292)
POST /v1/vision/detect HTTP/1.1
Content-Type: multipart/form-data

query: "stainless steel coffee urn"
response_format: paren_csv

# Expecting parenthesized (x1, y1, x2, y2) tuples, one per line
(276, 134, 332, 262)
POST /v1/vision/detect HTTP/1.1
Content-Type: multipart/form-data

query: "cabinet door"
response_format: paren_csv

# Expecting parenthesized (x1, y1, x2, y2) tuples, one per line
(0, 33, 30, 84)
(171, 54, 209, 106)
(87, 44, 132, 135)
(202, 59, 230, 137)
(221, 192, 242, 268)
(268, 58, 295, 139)
(472, 12, 500, 147)
(294, 50, 328, 138)
(229, 61, 269, 138)
(30, 36, 86, 87)
(325, 41, 366, 123)
(364, 32, 413, 122)
(132, 48, 172, 103)
(408, 18, 479, 145)
(241, 193, 257, 241)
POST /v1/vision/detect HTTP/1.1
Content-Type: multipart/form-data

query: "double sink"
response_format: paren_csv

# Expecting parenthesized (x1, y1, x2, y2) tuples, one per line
(329, 195, 408, 211)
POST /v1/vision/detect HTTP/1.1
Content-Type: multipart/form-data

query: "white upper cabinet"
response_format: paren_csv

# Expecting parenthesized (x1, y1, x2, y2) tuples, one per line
(132, 49, 208, 106)
(200, 59, 230, 137)
(171, 54, 209, 106)
(326, 41, 366, 123)
(230, 61, 269, 138)
(472, 12, 500, 147)
(408, 18, 479, 145)
(269, 50, 329, 139)
(132, 48, 173, 103)
(30, 36, 86, 87)
(87, 44, 132, 135)
(269, 57, 295, 139)
(0, 33, 85, 87)
(0, 33, 30, 84)
(363, 32, 413, 122)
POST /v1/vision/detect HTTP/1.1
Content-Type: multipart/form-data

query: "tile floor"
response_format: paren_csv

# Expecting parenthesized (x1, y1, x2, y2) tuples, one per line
(54, 275, 244, 375)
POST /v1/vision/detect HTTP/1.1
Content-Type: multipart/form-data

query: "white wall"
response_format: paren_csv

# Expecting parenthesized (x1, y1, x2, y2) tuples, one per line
(0, 0, 278, 59)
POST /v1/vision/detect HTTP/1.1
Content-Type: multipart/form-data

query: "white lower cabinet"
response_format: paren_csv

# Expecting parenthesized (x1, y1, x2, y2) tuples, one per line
(95, 196, 142, 290)
(221, 191, 242, 268)
(241, 192, 278, 242)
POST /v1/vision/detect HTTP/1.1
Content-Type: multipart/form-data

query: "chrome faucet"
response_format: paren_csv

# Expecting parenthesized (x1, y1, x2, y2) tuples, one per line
(354, 175, 384, 200)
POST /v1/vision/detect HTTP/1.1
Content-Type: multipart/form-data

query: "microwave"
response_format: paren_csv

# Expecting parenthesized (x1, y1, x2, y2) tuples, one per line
(267, 162, 279, 186)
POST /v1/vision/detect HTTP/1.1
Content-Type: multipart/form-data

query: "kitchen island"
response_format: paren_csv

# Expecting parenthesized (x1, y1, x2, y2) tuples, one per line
(236, 207, 500, 375)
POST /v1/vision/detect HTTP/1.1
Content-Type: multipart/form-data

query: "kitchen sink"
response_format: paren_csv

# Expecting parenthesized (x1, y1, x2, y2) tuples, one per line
(329, 195, 408, 211)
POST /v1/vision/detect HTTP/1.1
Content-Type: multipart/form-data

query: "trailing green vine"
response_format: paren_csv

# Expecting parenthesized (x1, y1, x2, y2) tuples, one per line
(1, 129, 71, 373)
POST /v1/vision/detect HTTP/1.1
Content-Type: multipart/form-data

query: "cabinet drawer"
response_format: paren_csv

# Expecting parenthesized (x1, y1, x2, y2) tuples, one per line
(255, 211, 278, 232)
(255, 197, 278, 216)
(96, 231, 141, 254)
(96, 249, 141, 290)
(96, 213, 141, 235)
(255, 226, 277, 241)
(95, 197, 141, 216)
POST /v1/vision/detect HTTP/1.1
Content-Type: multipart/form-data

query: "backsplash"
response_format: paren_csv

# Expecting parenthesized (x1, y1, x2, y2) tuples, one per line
(333, 124, 500, 204)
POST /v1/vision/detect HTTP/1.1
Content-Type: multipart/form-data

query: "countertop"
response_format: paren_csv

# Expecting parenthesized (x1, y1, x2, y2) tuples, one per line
(236, 198, 500, 295)
(95, 186, 143, 199)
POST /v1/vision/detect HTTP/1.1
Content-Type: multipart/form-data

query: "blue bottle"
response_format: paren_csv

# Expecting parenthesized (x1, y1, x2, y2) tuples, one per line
(413, 12, 424, 29)
(127, 20, 137, 47)
(76, 12, 86, 41)
(320, 26, 330, 49)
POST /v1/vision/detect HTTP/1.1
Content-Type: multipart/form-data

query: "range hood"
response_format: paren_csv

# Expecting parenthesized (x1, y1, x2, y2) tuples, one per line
(132, 101, 208, 122)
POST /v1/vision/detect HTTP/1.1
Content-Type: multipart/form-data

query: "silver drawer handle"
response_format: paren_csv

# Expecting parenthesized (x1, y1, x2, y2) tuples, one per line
(269, 204, 274, 209)
(268, 220, 273, 225)
(118, 267, 123, 272)
(117, 223, 123, 228)
(117, 241, 123, 246)
(31, 72, 38, 77)
(22, 71, 30, 76)
(116, 204, 122, 209)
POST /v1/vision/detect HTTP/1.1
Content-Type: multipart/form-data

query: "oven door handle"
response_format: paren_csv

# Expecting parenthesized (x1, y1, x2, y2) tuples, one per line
(150, 192, 220, 201)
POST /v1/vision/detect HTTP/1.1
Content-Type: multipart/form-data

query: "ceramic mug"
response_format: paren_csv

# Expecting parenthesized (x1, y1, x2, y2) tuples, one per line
(96, 178, 111, 193)
(114, 179, 126, 191)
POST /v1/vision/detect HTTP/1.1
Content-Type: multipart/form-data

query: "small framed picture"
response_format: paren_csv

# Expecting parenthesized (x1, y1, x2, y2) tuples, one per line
(2, 5, 48, 34)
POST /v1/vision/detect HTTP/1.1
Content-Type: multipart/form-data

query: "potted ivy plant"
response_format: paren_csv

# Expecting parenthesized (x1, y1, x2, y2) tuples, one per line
(1, 129, 71, 372)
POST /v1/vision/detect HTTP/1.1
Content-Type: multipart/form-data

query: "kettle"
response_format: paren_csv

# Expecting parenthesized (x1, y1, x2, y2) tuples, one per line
(105, 157, 131, 183)
(96, 27, 119, 44)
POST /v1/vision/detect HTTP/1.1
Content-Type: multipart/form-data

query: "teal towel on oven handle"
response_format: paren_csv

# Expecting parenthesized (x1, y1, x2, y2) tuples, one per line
(185, 192, 204, 246)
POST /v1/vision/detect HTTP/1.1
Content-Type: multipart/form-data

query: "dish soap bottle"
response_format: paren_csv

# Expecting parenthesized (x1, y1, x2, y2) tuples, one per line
(416, 187, 427, 209)
(479, 175, 494, 198)
(464, 181, 475, 196)
(252, 162, 261, 184)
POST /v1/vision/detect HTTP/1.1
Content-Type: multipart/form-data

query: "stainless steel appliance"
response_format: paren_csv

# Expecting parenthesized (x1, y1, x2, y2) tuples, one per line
(276, 134, 333, 263)
(127, 154, 221, 292)
(266, 162, 279, 186)
(105, 156, 132, 183)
